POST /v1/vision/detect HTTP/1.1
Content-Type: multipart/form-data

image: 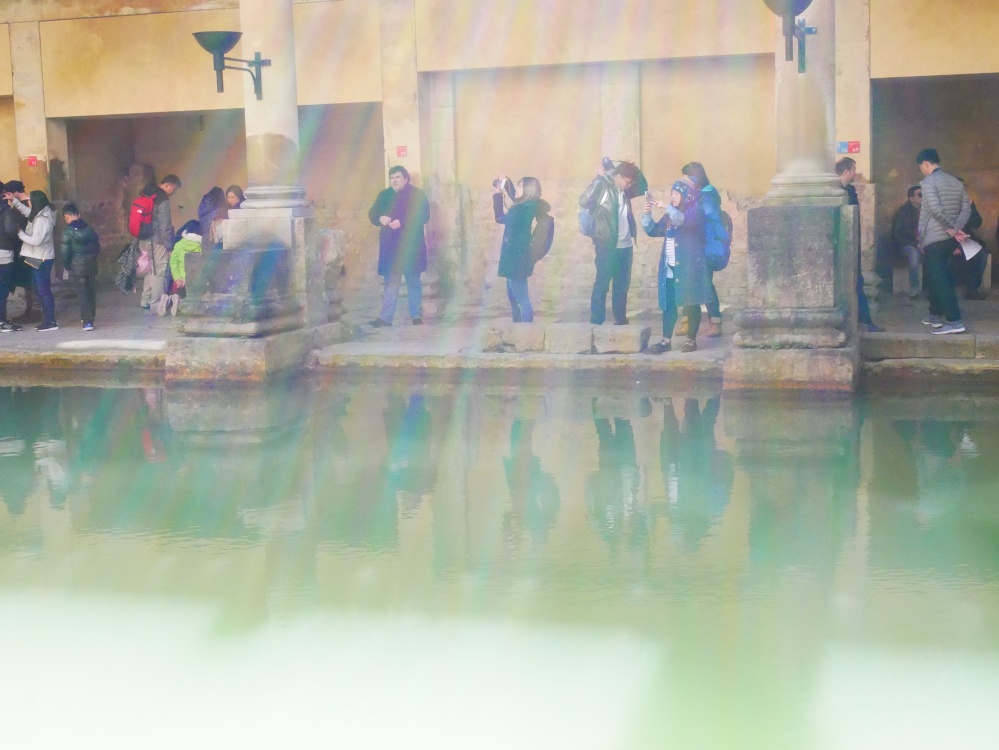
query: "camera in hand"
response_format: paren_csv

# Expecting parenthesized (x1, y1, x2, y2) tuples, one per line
(493, 177, 515, 199)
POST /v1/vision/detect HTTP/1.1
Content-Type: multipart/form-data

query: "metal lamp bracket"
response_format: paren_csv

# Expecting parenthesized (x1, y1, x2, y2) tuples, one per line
(792, 18, 818, 73)
(220, 53, 271, 100)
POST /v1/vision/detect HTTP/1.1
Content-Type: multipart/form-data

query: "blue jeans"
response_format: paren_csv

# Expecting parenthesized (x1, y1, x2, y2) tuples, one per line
(857, 259, 873, 327)
(505, 278, 533, 322)
(379, 272, 422, 322)
(591, 246, 633, 324)
(32, 259, 56, 324)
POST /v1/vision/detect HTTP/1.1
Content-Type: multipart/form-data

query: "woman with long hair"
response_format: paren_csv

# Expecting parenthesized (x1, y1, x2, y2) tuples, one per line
(492, 176, 549, 322)
(10, 189, 58, 331)
(197, 186, 227, 251)
(226, 184, 245, 210)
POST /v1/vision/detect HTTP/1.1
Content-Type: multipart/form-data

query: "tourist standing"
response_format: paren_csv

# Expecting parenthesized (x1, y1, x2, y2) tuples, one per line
(837, 157, 884, 332)
(5, 187, 58, 331)
(0, 182, 22, 332)
(916, 148, 971, 335)
(891, 185, 923, 299)
(139, 174, 181, 311)
(61, 203, 101, 331)
(580, 159, 646, 325)
(492, 176, 548, 323)
(368, 166, 430, 327)
(643, 178, 712, 354)
(682, 161, 724, 337)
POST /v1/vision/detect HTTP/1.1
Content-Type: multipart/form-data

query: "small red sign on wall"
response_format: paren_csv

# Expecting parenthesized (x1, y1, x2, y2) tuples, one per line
(396, 146, 408, 158)
(847, 141, 861, 154)
(27, 156, 38, 167)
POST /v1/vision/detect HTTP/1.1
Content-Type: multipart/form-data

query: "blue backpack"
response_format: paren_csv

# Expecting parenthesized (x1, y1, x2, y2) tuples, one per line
(704, 209, 733, 272)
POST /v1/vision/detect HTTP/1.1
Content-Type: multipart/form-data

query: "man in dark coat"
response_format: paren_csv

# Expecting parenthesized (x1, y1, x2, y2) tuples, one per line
(367, 165, 430, 326)
(838, 157, 884, 332)
(891, 185, 923, 299)
(579, 160, 646, 325)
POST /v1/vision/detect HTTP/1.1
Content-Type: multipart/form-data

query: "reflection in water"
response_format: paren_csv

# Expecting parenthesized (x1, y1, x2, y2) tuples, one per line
(661, 396, 732, 551)
(503, 419, 560, 549)
(1, 383, 998, 748)
(587, 412, 647, 551)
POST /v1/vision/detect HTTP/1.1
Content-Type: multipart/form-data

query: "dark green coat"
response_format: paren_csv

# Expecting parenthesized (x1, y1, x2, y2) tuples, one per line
(62, 219, 101, 277)
(494, 195, 548, 279)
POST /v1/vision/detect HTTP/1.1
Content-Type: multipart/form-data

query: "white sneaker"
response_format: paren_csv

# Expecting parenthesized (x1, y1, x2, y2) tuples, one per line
(155, 294, 169, 317)
(169, 294, 180, 316)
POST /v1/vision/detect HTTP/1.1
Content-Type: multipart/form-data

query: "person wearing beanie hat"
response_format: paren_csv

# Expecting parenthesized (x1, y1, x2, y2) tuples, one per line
(2, 186, 58, 331)
(641, 177, 713, 354)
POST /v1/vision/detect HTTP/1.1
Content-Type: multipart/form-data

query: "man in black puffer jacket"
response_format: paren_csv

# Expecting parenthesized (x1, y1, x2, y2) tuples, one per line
(61, 203, 101, 331)
(0, 181, 25, 332)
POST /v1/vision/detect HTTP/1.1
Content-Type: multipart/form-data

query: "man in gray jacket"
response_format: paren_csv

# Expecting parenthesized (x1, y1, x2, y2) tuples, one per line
(917, 149, 970, 334)
(139, 174, 181, 310)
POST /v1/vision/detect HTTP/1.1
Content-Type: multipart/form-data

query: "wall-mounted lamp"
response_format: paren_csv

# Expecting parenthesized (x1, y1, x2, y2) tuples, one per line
(193, 31, 271, 100)
(762, 0, 817, 73)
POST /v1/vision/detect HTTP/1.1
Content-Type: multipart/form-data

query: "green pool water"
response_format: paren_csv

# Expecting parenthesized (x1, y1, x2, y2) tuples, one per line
(1, 381, 997, 749)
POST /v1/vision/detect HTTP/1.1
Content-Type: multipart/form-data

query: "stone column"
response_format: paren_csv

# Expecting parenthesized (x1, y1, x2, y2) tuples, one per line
(239, 0, 305, 208)
(725, 0, 859, 392)
(9, 23, 72, 198)
(836, 0, 880, 297)
(600, 63, 641, 162)
(766, 0, 843, 204)
(379, 0, 423, 184)
(170, 0, 339, 380)
(422, 71, 460, 318)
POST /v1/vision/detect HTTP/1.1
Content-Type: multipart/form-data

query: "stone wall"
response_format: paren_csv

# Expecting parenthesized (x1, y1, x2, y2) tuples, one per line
(330, 179, 757, 323)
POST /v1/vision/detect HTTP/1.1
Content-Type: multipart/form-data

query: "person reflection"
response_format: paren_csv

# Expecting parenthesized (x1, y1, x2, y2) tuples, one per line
(385, 393, 436, 513)
(586, 414, 646, 550)
(503, 419, 560, 549)
(660, 396, 732, 551)
(0, 387, 35, 517)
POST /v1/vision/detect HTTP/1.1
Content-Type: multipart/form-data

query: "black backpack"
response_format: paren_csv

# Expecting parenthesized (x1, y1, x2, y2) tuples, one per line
(531, 212, 555, 264)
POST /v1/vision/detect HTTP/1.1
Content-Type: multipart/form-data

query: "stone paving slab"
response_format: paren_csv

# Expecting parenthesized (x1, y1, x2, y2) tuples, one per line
(860, 331, 977, 360)
(592, 324, 651, 354)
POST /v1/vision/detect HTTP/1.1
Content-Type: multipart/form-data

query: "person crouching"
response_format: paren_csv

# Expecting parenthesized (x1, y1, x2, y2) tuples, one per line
(61, 204, 101, 331)
(161, 220, 202, 316)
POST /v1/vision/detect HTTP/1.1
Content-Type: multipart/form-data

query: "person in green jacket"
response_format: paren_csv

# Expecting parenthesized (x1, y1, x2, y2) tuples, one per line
(61, 204, 101, 331)
(162, 220, 201, 317)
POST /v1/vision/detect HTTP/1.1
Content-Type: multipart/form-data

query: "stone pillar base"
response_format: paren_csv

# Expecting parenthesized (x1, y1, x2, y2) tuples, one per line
(226, 206, 327, 328)
(726, 203, 859, 392)
(180, 246, 302, 337)
(724, 346, 859, 393)
(165, 321, 352, 383)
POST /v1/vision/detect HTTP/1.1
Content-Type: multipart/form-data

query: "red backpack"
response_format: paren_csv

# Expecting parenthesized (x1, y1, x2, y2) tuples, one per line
(128, 194, 156, 239)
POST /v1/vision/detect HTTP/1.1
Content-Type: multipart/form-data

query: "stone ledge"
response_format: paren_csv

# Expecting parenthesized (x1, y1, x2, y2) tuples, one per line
(975, 335, 999, 360)
(592, 324, 651, 354)
(544, 322, 594, 354)
(860, 332, 976, 360)
(862, 357, 999, 383)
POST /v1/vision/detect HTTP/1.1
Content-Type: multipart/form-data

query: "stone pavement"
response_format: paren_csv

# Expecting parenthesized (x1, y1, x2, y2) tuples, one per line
(2, 285, 999, 387)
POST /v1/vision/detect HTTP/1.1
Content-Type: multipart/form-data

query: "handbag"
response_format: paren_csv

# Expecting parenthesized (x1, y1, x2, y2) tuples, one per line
(135, 247, 152, 276)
